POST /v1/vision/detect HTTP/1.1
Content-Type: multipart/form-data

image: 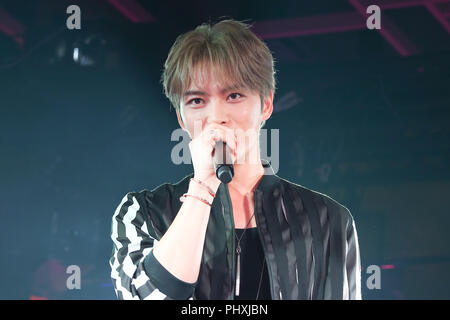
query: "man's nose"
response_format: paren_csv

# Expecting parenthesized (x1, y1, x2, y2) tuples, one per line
(209, 99, 229, 124)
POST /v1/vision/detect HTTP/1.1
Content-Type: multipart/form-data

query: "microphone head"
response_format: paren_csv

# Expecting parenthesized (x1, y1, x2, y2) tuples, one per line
(213, 140, 234, 183)
(216, 164, 234, 184)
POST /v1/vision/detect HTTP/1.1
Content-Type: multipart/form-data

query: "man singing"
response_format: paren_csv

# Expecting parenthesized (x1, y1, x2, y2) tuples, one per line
(110, 18, 361, 300)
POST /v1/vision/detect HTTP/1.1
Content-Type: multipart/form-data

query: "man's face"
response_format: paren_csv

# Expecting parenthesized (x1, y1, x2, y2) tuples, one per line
(176, 66, 273, 163)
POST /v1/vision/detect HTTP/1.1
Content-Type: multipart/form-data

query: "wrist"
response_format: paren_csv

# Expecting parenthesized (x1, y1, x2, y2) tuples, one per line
(188, 180, 215, 204)
(192, 175, 221, 194)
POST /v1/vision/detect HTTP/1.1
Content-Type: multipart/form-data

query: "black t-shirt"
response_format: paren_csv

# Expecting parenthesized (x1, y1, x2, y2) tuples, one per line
(234, 227, 271, 300)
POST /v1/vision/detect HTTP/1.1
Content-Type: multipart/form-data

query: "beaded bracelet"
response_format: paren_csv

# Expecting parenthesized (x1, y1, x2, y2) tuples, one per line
(190, 178, 216, 198)
(179, 193, 212, 207)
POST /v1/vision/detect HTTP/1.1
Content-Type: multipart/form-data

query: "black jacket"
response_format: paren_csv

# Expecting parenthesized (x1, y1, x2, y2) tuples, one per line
(110, 160, 362, 300)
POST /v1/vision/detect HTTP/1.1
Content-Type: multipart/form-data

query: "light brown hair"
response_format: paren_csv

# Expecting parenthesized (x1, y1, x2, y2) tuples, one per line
(160, 18, 277, 128)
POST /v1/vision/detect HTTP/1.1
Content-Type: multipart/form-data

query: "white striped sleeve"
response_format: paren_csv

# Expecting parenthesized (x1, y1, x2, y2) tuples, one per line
(345, 215, 362, 300)
(109, 192, 170, 300)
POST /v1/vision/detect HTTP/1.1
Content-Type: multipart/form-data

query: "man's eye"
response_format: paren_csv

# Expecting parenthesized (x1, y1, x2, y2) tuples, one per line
(187, 98, 203, 105)
(228, 93, 242, 100)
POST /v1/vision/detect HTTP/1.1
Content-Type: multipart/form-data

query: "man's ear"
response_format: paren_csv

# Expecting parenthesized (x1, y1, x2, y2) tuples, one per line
(261, 90, 274, 122)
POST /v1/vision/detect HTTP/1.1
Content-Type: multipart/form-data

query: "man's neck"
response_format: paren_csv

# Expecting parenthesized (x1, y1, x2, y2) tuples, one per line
(227, 157, 265, 197)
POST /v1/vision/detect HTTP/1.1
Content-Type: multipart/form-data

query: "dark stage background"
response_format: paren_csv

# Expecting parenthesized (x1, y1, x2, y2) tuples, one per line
(0, 0, 449, 299)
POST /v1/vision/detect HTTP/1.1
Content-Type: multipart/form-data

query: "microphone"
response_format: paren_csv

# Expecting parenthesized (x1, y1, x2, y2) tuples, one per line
(213, 140, 234, 184)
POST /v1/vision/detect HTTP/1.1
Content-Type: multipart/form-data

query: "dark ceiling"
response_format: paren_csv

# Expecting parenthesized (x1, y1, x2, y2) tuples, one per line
(1, 0, 449, 64)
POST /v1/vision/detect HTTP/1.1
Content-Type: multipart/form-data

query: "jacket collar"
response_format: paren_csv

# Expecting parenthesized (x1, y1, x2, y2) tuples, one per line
(213, 158, 282, 198)
(255, 158, 282, 194)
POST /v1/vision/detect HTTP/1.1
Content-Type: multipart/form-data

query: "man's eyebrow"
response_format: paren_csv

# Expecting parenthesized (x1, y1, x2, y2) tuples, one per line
(183, 90, 207, 97)
(220, 84, 244, 93)
(183, 84, 244, 98)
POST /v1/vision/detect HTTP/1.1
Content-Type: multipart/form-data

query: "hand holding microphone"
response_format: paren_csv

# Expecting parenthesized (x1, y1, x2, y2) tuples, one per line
(188, 124, 237, 190)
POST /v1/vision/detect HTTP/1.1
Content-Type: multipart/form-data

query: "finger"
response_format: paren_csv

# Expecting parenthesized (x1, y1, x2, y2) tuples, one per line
(207, 126, 237, 155)
(209, 135, 217, 147)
